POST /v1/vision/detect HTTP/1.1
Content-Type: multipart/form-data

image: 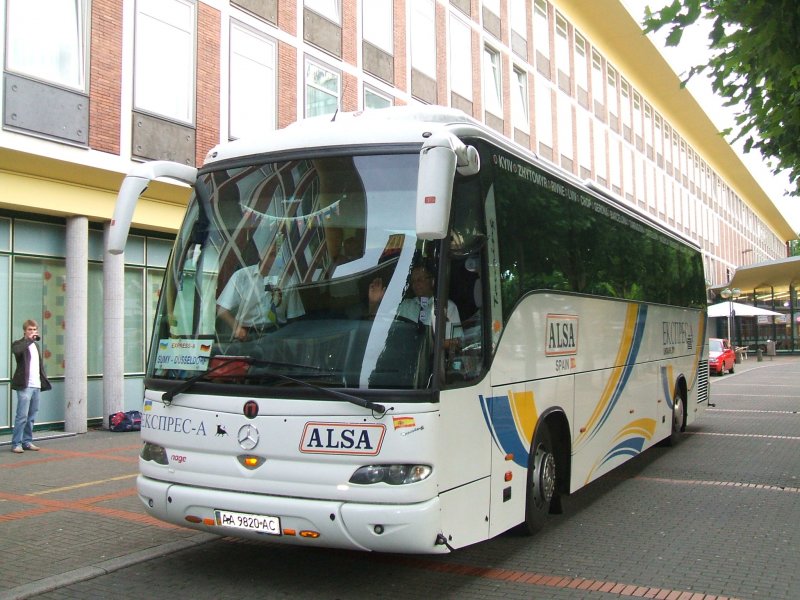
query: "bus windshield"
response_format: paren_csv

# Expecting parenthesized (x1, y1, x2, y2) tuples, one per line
(148, 152, 441, 393)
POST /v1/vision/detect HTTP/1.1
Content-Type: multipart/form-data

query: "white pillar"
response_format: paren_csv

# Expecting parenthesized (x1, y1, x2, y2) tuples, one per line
(103, 223, 125, 426)
(64, 216, 88, 433)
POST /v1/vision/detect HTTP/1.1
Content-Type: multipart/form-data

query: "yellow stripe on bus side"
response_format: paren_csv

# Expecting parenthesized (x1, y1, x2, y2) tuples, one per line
(508, 390, 538, 447)
(575, 304, 639, 446)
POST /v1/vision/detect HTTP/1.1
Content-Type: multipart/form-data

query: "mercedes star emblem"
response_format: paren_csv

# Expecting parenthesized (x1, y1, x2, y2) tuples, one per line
(237, 424, 259, 450)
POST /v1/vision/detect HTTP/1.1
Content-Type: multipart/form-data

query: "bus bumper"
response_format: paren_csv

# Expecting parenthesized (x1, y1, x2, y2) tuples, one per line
(137, 475, 448, 553)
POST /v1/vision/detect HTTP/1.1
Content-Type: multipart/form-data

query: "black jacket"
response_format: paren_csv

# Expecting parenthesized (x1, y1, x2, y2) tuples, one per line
(11, 337, 52, 391)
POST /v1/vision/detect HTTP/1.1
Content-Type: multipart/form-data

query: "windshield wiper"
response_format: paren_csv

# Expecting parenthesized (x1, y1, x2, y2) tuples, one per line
(160, 356, 386, 414)
(161, 357, 254, 404)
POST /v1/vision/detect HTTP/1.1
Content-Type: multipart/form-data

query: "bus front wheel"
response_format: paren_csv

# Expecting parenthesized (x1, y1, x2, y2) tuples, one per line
(522, 425, 557, 535)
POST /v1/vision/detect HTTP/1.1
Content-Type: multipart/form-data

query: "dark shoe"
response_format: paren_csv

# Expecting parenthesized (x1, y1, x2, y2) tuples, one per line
(11, 445, 24, 454)
(22, 443, 40, 451)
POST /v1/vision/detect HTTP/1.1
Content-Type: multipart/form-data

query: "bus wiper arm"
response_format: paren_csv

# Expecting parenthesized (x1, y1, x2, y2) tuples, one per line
(161, 357, 255, 404)
(249, 358, 386, 415)
(161, 357, 385, 414)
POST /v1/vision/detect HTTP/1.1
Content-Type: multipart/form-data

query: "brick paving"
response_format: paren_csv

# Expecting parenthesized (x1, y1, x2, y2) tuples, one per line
(1, 355, 798, 599)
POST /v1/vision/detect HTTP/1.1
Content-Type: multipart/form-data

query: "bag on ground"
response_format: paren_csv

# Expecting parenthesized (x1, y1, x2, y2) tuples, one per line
(109, 410, 142, 432)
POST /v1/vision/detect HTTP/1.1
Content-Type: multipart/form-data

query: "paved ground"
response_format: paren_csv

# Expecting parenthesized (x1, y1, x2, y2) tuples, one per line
(1, 354, 798, 600)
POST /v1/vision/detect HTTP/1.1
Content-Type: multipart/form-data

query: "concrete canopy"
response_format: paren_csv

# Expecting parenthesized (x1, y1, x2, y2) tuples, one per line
(712, 256, 800, 294)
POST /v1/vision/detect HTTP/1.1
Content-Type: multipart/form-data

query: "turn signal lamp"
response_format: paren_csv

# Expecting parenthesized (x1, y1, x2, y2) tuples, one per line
(237, 455, 265, 469)
(299, 530, 320, 538)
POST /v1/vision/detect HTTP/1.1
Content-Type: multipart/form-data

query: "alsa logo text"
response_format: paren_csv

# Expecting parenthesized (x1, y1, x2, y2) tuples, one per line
(545, 314, 579, 356)
(299, 422, 386, 455)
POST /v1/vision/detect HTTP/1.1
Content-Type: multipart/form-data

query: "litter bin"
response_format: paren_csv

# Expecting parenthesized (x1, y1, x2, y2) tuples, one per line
(766, 340, 776, 358)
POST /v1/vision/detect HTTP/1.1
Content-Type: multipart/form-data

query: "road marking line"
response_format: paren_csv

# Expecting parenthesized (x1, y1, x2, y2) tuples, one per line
(708, 408, 798, 413)
(688, 431, 800, 441)
(635, 475, 800, 493)
(711, 393, 800, 398)
(27, 473, 138, 496)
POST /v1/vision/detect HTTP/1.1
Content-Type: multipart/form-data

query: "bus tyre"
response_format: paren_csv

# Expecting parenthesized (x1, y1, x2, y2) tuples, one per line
(522, 425, 557, 535)
(663, 391, 685, 447)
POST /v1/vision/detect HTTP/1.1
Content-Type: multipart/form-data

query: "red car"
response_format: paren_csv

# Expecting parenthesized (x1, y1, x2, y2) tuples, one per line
(709, 337, 735, 375)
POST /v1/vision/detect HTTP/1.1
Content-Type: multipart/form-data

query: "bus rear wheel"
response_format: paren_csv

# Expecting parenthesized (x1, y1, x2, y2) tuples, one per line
(662, 391, 685, 447)
(522, 425, 557, 535)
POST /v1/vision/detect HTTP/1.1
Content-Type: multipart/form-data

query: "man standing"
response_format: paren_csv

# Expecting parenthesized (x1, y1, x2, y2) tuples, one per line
(10, 319, 51, 454)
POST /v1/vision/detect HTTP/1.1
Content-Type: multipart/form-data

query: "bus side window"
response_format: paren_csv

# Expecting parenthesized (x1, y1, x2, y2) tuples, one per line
(445, 175, 487, 385)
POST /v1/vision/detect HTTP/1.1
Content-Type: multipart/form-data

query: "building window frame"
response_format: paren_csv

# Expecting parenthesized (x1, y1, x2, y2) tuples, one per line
(4, 0, 90, 91)
(133, 0, 197, 125)
(229, 20, 277, 140)
(304, 57, 341, 118)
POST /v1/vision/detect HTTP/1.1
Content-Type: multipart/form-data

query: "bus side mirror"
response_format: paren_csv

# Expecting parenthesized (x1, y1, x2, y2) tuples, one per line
(108, 161, 198, 255)
(416, 146, 456, 240)
(416, 134, 480, 240)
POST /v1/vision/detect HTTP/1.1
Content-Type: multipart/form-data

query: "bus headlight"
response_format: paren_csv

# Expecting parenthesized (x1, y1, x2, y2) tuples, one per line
(349, 464, 432, 485)
(140, 442, 169, 465)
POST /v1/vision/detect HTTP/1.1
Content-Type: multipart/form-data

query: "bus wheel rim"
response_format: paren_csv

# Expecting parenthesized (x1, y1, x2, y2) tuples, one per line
(534, 445, 556, 506)
(673, 396, 684, 431)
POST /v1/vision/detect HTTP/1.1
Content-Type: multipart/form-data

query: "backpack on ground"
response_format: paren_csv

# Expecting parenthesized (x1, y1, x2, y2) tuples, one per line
(109, 410, 142, 432)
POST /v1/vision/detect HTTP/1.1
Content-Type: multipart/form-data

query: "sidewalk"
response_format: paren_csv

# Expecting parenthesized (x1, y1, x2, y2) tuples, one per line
(716, 351, 800, 375)
(0, 428, 216, 600)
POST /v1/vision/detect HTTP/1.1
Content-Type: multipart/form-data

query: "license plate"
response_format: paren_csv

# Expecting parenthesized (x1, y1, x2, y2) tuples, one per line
(215, 510, 281, 535)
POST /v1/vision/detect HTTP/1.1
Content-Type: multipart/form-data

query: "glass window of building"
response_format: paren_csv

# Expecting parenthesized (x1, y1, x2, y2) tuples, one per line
(305, 0, 341, 25)
(554, 12, 570, 89)
(362, 0, 392, 54)
(536, 81, 554, 153)
(609, 135, 621, 191)
(0, 255, 9, 379)
(606, 65, 618, 125)
(594, 127, 607, 183)
(509, 0, 527, 41)
(304, 59, 340, 117)
(512, 66, 529, 132)
(635, 153, 645, 205)
(557, 93, 573, 167)
(576, 109, 591, 176)
(449, 14, 473, 101)
(134, 0, 196, 124)
(410, 0, 436, 79)
(620, 80, 631, 142)
(483, 45, 502, 118)
(591, 49, 604, 116)
(623, 147, 634, 199)
(13, 257, 66, 378)
(5, 0, 89, 90)
(533, 0, 550, 76)
(229, 21, 277, 140)
(574, 33, 588, 91)
(364, 86, 392, 109)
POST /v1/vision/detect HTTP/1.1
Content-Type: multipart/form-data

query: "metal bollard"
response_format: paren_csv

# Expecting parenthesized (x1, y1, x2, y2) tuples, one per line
(756, 349, 763, 362)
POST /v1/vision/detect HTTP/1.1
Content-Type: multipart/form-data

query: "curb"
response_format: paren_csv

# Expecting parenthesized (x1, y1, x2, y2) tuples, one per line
(0, 533, 218, 600)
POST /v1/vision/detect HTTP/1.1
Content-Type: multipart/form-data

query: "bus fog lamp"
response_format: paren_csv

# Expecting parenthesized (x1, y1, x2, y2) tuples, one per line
(140, 442, 169, 465)
(349, 464, 432, 485)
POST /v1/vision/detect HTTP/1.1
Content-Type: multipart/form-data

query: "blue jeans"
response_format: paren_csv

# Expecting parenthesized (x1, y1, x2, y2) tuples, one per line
(12, 387, 41, 447)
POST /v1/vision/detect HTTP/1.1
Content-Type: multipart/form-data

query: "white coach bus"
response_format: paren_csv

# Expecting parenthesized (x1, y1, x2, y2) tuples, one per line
(109, 106, 709, 553)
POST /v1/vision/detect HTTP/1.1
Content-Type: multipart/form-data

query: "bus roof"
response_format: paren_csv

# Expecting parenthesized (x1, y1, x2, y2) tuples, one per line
(203, 106, 484, 165)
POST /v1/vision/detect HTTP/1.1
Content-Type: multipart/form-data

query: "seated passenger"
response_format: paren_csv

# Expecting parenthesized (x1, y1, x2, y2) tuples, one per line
(367, 265, 462, 346)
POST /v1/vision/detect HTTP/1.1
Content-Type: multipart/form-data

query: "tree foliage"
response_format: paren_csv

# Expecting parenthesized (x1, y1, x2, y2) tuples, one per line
(643, 0, 800, 198)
